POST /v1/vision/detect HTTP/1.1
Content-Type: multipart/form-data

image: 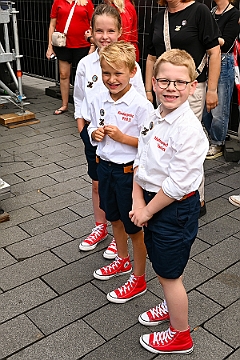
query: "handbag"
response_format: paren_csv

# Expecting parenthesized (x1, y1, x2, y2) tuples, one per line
(163, 8, 207, 78)
(51, 0, 77, 47)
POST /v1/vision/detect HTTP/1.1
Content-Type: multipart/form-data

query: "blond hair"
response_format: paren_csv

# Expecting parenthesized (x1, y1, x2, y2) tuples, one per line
(153, 49, 196, 81)
(99, 41, 136, 72)
(107, 0, 125, 13)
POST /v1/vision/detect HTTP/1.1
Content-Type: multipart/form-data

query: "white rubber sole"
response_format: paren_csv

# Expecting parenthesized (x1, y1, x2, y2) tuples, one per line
(138, 314, 169, 326)
(140, 336, 194, 354)
(93, 267, 132, 281)
(79, 234, 108, 251)
(107, 288, 147, 304)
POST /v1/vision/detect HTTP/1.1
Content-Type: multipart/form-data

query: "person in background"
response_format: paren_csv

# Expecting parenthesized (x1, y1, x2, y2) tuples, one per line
(74, 4, 145, 259)
(144, 0, 221, 217)
(130, 49, 209, 354)
(203, 0, 239, 159)
(104, 0, 140, 62)
(46, 0, 94, 115)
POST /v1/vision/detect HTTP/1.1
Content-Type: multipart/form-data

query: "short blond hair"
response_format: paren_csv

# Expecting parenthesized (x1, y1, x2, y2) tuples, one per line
(153, 49, 196, 81)
(99, 41, 136, 72)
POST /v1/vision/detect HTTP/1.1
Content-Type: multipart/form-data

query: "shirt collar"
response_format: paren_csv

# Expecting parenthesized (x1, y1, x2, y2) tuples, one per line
(104, 85, 136, 105)
(155, 100, 191, 124)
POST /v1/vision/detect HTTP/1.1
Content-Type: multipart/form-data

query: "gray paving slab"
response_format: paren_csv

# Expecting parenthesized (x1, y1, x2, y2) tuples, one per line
(55, 153, 87, 169)
(60, 214, 95, 239)
(0, 314, 44, 359)
(7, 319, 105, 360)
(204, 300, 239, 349)
(226, 348, 240, 360)
(27, 283, 107, 335)
(17, 163, 63, 181)
(183, 259, 216, 292)
(0, 279, 57, 323)
(6, 228, 73, 259)
(205, 182, 233, 202)
(10, 175, 57, 195)
(0, 248, 17, 269)
(49, 164, 88, 182)
(41, 134, 78, 147)
(0, 206, 41, 229)
(197, 262, 240, 307)
(26, 152, 69, 167)
(39, 177, 89, 198)
(19, 208, 79, 236)
(193, 236, 240, 272)
(0, 251, 65, 291)
(0, 225, 29, 247)
(0, 189, 49, 212)
(197, 216, 240, 245)
(201, 198, 237, 222)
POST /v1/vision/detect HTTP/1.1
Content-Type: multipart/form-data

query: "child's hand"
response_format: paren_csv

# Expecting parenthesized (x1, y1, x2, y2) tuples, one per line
(93, 127, 105, 142)
(104, 125, 123, 142)
(129, 206, 153, 227)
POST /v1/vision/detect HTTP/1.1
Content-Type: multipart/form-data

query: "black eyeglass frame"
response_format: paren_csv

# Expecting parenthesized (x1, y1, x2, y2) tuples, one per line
(155, 78, 191, 91)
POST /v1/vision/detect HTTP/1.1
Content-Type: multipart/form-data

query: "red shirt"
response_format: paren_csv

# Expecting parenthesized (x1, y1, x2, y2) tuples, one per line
(124, 0, 139, 62)
(50, 0, 94, 48)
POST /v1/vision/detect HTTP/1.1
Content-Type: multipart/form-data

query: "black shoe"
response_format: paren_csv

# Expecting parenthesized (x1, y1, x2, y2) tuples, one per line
(199, 201, 206, 218)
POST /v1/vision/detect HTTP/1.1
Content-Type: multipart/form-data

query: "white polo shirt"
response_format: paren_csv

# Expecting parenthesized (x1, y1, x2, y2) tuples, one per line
(87, 86, 154, 164)
(134, 101, 209, 200)
(74, 49, 146, 121)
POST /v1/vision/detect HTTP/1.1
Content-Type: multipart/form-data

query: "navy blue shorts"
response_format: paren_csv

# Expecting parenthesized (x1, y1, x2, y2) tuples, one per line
(53, 46, 89, 65)
(80, 124, 98, 181)
(97, 159, 141, 235)
(143, 190, 200, 279)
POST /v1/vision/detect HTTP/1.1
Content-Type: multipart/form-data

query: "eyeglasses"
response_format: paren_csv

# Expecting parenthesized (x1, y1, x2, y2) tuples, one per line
(155, 78, 191, 91)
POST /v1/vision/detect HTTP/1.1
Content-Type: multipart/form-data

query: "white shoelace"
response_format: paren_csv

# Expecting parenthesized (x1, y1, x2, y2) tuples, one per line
(86, 224, 105, 244)
(107, 238, 117, 251)
(117, 274, 135, 295)
(102, 256, 122, 272)
(153, 327, 176, 345)
(150, 300, 168, 319)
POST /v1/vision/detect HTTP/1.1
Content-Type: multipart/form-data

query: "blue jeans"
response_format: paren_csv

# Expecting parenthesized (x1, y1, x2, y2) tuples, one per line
(202, 53, 235, 145)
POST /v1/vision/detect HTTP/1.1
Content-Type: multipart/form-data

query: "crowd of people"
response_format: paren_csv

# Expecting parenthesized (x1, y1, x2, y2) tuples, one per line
(46, 0, 239, 355)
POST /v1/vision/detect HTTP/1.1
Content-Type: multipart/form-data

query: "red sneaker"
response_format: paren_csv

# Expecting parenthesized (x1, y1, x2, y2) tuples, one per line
(79, 223, 108, 251)
(140, 325, 194, 354)
(138, 300, 169, 326)
(107, 273, 147, 303)
(103, 238, 118, 259)
(93, 255, 132, 280)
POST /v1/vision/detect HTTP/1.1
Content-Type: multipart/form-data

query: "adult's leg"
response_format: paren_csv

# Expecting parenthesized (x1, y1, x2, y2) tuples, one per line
(58, 59, 71, 110)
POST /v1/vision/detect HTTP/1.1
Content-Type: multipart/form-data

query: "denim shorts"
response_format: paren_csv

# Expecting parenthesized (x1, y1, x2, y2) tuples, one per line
(97, 159, 141, 235)
(143, 190, 200, 279)
(80, 124, 98, 181)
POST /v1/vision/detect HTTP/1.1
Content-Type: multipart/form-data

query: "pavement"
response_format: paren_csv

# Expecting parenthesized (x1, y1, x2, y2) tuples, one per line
(0, 75, 239, 360)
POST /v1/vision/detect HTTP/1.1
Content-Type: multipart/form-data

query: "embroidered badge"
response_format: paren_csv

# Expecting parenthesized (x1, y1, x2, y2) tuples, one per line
(100, 109, 105, 116)
(182, 20, 187, 26)
(99, 118, 104, 126)
(92, 75, 98, 82)
(149, 121, 154, 130)
(141, 127, 149, 135)
(175, 25, 181, 31)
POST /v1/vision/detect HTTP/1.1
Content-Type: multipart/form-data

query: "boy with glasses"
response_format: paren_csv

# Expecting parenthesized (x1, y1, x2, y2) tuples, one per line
(130, 49, 209, 354)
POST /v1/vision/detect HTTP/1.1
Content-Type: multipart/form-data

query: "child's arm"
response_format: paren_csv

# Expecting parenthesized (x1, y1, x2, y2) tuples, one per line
(77, 118, 86, 133)
(130, 188, 174, 227)
(103, 125, 138, 147)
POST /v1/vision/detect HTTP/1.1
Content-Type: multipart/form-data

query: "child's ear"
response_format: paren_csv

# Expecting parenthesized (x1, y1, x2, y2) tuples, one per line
(152, 77, 157, 93)
(189, 80, 198, 95)
(117, 27, 123, 39)
(130, 66, 137, 78)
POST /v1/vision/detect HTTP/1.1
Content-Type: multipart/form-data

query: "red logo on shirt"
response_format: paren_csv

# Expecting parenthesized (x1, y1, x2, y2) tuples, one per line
(154, 136, 168, 152)
(118, 111, 134, 123)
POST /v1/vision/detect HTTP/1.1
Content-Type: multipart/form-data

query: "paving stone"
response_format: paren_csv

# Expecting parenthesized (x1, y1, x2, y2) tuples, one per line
(0, 279, 57, 323)
(204, 300, 239, 349)
(7, 228, 73, 259)
(0, 226, 29, 247)
(42, 254, 100, 294)
(0, 248, 16, 269)
(197, 263, 240, 307)
(0, 190, 49, 212)
(226, 348, 240, 360)
(154, 327, 233, 360)
(183, 259, 216, 292)
(190, 237, 210, 257)
(82, 323, 157, 360)
(5, 142, 47, 155)
(27, 283, 107, 335)
(205, 182, 232, 202)
(15, 134, 52, 146)
(10, 175, 57, 195)
(216, 162, 240, 176)
(39, 177, 89, 198)
(60, 214, 95, 239)
(0, 251, 65, 291)
(49, 165, 88, 182)
(0, 314, 44, 359)
(31, 191, 86, 215)
(204, 168, 228, 185)
(68, 198, 93, 217)
(41, 127, 77, 139)
(0, 173, 23, 186)
(229, 208, 240, 221)
(1, 161, 33, 176)
(7, 319, 105, 360)
(41, 134, 77, 147)
(188, 290, 223, 328)
(55, 154, 87, 169)
(17, 163, 63, 181)
(201, 198, 238, 223)
(193, 236, 240, 272)
(197, 216, 240, 245)
(33, 143, 76, 158)
(0, 206, 41, 229)
(19, 208, 79, 236)
(26, 152, 69, 167)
